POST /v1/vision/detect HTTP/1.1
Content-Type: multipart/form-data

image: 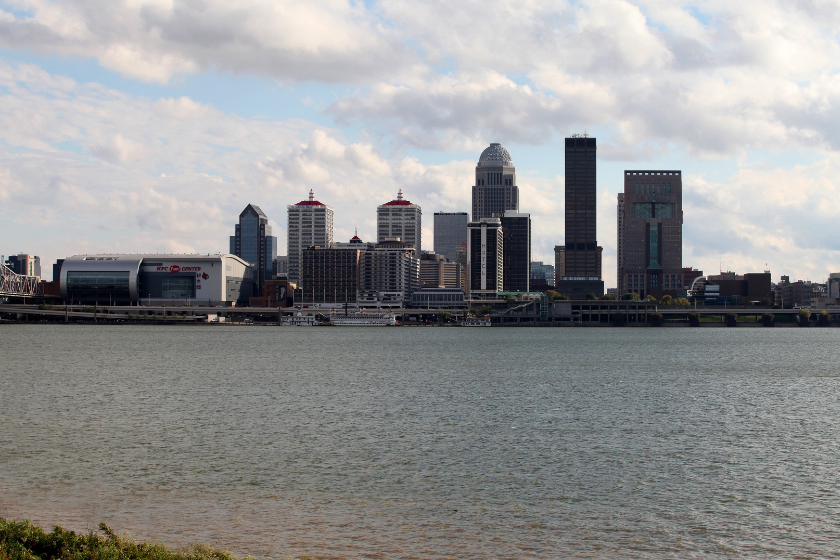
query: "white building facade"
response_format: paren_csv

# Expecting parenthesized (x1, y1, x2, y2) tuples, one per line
(377, 190, 421, 255)
(287, 190, 334, 286)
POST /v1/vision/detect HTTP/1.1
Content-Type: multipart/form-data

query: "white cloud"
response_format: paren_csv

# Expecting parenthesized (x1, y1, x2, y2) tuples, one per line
(0, 0, 414, 83)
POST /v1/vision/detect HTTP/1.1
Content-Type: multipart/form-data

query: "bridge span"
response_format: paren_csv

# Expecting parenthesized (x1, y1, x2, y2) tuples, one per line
(0, 263, 40, 298)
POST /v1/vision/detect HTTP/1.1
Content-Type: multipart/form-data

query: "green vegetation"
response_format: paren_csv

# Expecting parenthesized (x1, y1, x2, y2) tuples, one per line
(621, 292, 640, 301)
(644, 295, 657, 302)
(725, 312, 738, 327)
(599, 294, 616, 301)
(585, 293, 597, 300)
(0, 518, 314, 560)
(761, 313, 775, 326)
(504, 294, 515, 302)
(437, 311, 453, 322)
(648, 312, 663, 326)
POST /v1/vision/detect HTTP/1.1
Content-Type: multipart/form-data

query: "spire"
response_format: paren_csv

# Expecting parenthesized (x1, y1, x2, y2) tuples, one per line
(309, 189, 315, 202)
(397, 189, 403, 201)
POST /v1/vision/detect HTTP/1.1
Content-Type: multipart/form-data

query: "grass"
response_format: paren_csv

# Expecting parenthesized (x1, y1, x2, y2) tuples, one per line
(0, 518, 313, 560)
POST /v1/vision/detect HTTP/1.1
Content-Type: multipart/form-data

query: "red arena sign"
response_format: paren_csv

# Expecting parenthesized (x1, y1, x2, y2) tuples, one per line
(155, 266, 202, 273)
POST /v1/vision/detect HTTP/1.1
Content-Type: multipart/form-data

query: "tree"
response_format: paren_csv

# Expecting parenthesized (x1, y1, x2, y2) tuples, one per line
(648, 312, 663, 326)
(554, 293, 569, 301)
(688, 312, 700, 327)
(545, 290, 560, 300)
(725, 312, 738, 327)
(599, 294, 616, 300)
(478, 305, 492, 315)
(760, 297, 772, 306)
(660, 295, 673, 305)
(818, 310, 830, 327)
(761, 313, 775, 327)
(585, 292, 597, 300)
(438, 311, 453, 322)
(622, 292, 640, 301)
(644, 295, 657, 302)
(504, 294, 516, 302)
(799, 309, 812, 327)
(673, 297, 690, 306)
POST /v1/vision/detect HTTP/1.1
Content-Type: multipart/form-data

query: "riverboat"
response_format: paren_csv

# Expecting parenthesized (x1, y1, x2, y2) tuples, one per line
(330, 310, 399, 326)
(281, 312, 322, 326)
(460, 315, 492, 327)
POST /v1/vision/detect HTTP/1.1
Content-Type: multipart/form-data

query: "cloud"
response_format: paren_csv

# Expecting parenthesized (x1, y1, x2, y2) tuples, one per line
(0, 0, 415, 83)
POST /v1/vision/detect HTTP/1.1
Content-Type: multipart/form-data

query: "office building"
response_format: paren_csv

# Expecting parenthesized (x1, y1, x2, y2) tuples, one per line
(420, 251, 462, 289)
(288, 190, 334, 286)
(530, 262, 555, 283)
(434, 212, 468, 263)
(5, 254, 41, 279)
(563, 135, 600, 277)
(230, 204, 277, 296)
(467, 218, 504, 296)
(499, 211, 531, 292)
(273, 256, 288, 279)
(299, 246, 361, 305)
(557, 135, 603, 298)
(472, 143, 519, 221)
(554, 246, 565, 287)
(53, 259, 64, 283)
(618, 170, 683, 298)
(60, 254, 253, 305)
(358, 239, 420, 306)
(377, 190, 421, 255)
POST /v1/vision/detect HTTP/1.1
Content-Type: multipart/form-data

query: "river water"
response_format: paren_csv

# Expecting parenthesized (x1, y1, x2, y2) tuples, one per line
(1, 325, 839, 559)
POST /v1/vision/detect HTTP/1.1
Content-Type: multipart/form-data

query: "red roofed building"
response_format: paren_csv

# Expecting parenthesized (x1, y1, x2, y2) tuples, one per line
(376, 190, 421, 255)
(287, 189, 334, 285)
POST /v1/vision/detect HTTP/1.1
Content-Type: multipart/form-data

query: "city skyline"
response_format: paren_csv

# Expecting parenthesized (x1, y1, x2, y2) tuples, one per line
(1, 1, 839, 287)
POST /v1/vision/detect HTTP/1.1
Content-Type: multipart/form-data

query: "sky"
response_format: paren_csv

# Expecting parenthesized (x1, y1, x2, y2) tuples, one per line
(1, 0, 839, 286)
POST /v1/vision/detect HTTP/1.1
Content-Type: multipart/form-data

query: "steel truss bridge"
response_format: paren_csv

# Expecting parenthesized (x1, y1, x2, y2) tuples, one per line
(0, 262, 40, 298)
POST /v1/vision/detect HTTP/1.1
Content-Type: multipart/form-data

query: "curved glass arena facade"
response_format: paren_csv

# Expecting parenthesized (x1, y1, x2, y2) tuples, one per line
(60, 254, 253, 305)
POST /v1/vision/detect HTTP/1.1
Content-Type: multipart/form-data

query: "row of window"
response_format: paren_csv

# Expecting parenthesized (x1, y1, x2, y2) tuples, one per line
(634, 183, 672, 194)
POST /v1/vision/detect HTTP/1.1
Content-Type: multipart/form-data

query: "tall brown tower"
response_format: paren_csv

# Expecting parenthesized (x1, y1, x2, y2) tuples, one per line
(617, 170, 683, 298)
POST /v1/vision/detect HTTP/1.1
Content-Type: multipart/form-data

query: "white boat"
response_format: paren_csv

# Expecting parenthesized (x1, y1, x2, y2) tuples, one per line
(330, 310, 398, 326)
(460, 315, 492, 327)
(281, 312, 322, 326)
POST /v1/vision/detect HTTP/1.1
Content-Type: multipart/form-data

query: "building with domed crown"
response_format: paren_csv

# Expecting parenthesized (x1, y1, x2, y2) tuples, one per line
(472, 143, 519, 221)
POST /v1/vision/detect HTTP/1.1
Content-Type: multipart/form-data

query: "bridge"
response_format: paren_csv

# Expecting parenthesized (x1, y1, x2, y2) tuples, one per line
(0, 262, 40, 298)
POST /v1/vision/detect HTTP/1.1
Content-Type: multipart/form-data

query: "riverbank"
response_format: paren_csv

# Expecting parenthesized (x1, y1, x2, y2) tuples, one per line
(0, 518, 311, 560)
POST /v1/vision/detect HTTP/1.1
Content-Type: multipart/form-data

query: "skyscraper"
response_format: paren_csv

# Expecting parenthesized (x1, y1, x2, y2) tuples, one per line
(433, 212, 468, 263)
(556, 135, 604, 298)
(287, 190, 334, 286)
(618, 170, 683, 298)
(377, 190, 421, 254)
(472, 143, 518, 221)
(500, 211, 531, 293)
(230, 204, 277, 296)
(467, 217, 504, 296)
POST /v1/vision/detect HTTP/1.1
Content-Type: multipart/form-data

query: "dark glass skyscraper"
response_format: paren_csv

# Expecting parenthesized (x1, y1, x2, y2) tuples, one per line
(564, 136, 599, 276)
(230, 204, 277, 296)
(500, 211, 531, 293)
(556, 135, 603, 298)
(433, 212, 468, 263)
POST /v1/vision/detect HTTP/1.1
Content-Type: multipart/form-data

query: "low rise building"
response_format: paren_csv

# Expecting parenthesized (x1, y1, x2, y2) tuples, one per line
(60, 254, 253, 305)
